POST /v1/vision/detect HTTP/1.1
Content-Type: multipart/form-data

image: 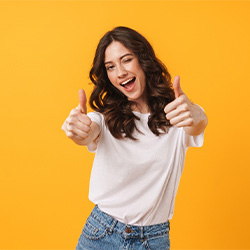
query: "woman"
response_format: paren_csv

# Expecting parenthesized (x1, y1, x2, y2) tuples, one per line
(62, 26, 208, 250)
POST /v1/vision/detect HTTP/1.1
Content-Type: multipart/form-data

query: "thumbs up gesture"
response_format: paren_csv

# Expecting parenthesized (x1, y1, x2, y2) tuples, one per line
(164, 76, 208, 135)
(77, 89, 88, 114)
(62, 89, 93, 145)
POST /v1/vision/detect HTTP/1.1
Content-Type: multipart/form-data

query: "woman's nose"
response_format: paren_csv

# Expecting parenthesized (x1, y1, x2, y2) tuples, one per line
(117, 65, 128, 78)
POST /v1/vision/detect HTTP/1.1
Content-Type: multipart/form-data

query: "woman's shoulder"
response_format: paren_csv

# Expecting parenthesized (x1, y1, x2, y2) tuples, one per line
(87, 111, 104, 126)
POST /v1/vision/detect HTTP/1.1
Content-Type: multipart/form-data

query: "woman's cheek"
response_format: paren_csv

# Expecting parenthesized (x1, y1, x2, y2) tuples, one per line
(107, 73, 115, 86)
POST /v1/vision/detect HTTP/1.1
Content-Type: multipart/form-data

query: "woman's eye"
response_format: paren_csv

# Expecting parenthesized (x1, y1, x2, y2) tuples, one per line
(106, 65, 114, 71)
(123, 58, 132, 63)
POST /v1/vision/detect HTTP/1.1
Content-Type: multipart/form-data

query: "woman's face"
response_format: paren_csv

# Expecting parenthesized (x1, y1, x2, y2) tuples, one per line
(104, 41, 147, 107)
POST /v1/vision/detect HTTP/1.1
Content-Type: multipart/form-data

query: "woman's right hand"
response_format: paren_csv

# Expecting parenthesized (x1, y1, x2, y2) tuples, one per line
(62, 89, 93, 145)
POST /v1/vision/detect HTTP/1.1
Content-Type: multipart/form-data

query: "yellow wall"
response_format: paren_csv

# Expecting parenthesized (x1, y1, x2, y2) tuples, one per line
(0, 1, 249, 249)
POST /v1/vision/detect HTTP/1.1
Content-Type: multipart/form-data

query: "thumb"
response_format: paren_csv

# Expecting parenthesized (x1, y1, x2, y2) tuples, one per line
(78, 89, 87, 114)
(173, 75, 184, 98)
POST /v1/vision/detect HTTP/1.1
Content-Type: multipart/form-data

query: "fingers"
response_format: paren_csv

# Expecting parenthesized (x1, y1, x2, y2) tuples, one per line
(77, 89, 87, 114)
(62, 89, 92, 145)
(173, 75, 184, 99)
(164, 94, 188, 114)
(67, 111, 91, 132)
(68, 108, 91, 126)
(64, 130, 88, 145)
(66, 115, 91, 133)
(165, 99, 193, 126)
(167, 110, 194, 127)
(164, 76, 194, 128)
(62, 107, 92, 144)
(65, 124, 90, 139)
(165, 101, 189, 120)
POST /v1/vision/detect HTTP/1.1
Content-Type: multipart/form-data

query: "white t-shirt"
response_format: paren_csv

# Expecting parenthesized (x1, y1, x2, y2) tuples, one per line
(87, 111, 204, 226)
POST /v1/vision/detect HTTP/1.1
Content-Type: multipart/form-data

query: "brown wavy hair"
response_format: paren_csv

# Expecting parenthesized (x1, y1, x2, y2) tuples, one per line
(89, 26, 175, 140)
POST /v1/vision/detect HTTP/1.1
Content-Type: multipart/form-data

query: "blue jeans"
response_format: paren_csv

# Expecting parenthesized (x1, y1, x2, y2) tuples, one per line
(76, 205, 170, 250)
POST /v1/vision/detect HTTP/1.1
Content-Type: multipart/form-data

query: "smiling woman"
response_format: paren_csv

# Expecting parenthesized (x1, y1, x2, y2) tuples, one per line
(62, 26, 208, 250)
(104, 51, 138, 91)
(89, 26, 177, 140)
(104, 41, 147, 109)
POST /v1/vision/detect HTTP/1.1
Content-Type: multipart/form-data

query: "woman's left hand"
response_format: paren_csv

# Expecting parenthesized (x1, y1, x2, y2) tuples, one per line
(164, 76, 208, 135)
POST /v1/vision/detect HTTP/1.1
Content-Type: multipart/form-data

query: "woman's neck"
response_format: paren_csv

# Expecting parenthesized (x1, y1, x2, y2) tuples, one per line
(131, 102, 150, 114)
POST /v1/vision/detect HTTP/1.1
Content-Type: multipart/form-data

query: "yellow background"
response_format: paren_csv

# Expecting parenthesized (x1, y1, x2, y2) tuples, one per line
(0, 0, 249, 249)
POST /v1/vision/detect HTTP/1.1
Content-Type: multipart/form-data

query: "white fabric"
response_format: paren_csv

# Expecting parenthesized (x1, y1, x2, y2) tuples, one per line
(87, 111, 204, 226)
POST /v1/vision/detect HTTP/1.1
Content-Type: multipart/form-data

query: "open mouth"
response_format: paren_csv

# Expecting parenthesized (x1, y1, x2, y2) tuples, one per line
(120, 77, 136, 89)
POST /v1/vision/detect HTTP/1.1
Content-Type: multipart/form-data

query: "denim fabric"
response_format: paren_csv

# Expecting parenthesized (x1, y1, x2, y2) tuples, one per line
(76, 205, 170, 250)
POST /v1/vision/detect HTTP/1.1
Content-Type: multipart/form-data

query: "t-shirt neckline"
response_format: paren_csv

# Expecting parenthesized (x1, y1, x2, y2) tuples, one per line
(132, 111, 150, 120)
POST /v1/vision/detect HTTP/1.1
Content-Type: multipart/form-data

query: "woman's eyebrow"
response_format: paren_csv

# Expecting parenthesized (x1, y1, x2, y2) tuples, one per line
(104, 53, 133, 65)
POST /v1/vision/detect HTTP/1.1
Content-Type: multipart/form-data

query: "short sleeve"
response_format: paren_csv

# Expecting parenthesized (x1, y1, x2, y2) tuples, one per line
(87, 111, 103, 128)
(183, 129, 204, 148)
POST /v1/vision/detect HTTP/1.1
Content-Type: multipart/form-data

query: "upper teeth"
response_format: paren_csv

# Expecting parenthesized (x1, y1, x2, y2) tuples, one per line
(121, 78, 134, 85)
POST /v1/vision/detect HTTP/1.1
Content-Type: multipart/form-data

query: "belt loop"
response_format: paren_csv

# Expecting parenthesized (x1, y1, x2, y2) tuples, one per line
(109, 218, 117, 233)
(140, 226, 144, 239)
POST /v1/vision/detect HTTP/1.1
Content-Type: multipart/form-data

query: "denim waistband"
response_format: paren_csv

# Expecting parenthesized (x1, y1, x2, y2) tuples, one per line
(90, 205, 170, 239)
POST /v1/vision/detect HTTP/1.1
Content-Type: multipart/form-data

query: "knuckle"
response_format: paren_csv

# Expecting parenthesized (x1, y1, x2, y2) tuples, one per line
(67, 124, 73, 131)
(69, 109, 75, 115)
(68, 134, 74, 139)
(187, 118, 194, 126)
(66, 131, 73, 138)
(61, 123, 66, 131)
(82, 132, 89, 138)
(69, 108, 79, 116)
(178, 96, 185, 104)
(67, 117, 75, 124)
(81, 115, 92, 126)
(185, 111, 192, 118)
(183, 103, 189, 111)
